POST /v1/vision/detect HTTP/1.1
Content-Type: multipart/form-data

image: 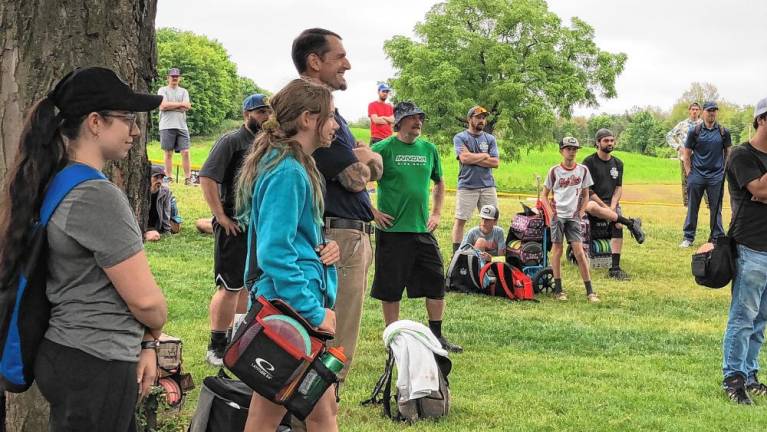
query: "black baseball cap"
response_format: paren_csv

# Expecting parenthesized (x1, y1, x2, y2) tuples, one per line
(48, 67, 163, 119)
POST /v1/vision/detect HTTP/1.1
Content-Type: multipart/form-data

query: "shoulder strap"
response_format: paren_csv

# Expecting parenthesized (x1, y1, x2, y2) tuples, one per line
(360, 347, 397, 419)
(40, 164, 106, 225)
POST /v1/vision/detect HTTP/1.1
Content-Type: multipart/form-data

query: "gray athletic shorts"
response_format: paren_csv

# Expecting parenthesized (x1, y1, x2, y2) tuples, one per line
(160, 128, 190, 152)
(551, 217, 583, 244)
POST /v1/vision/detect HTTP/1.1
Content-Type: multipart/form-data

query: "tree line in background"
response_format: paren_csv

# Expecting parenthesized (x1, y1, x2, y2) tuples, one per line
(553, 82, 756, 157)
(155, 2, 755, 159)
(153, 28, 268, 137)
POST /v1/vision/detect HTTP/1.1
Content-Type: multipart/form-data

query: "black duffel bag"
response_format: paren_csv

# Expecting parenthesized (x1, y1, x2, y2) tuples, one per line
(691, 148, 766, 288)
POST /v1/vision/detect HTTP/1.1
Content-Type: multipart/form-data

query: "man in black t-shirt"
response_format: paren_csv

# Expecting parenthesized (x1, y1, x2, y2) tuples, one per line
(721, 97, 767, 405)
(583, 129, 645, 280)
(292, 28, 383, 382)
(199, 94, 271, 366)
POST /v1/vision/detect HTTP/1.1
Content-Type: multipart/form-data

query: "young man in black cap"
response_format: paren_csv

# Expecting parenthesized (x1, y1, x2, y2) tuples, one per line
(583, 128, 645, 280)
(371, 101, 462, 352)
(157, 67, 193, 184)
(680, 101, 731, 248)
(199, 94, 272, 366)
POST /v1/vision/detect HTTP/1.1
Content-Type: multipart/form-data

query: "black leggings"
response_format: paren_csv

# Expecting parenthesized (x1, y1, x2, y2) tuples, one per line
(34, 339, 138, 432)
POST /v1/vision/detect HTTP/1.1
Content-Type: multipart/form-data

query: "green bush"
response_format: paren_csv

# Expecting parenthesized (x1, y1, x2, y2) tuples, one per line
(154, 28, 268, 137)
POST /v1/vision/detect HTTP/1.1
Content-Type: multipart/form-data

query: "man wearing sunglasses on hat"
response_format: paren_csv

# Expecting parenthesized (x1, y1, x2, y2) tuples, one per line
(451, 105, 499, 254)
(368, 83, 394, 144)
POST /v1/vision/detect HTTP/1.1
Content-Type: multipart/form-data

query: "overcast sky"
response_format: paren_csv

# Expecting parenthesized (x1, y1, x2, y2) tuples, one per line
(156, 0, 766, 121)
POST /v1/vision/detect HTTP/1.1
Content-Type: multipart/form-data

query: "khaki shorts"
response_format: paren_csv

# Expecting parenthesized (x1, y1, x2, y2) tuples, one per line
(455, 187, 497, 220)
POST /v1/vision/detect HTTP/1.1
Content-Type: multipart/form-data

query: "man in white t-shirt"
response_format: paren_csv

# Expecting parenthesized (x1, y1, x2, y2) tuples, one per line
(157, 67, 193, 184)
(542, 137, 599, 303)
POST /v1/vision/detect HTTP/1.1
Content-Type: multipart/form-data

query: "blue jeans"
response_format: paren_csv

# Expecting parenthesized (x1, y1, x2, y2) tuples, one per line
(722, 244, 767, 382)
(683, 178, 724, 242)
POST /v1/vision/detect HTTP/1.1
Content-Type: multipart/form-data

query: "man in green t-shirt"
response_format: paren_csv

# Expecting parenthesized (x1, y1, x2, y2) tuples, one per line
(371, 101, 462, 353)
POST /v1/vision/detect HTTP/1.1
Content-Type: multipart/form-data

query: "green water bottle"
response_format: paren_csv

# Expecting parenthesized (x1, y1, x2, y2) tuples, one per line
(298, 347, 347, 402)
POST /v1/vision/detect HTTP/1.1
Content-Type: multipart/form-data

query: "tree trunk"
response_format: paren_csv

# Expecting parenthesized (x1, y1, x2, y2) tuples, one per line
(0, 1, 158, 430)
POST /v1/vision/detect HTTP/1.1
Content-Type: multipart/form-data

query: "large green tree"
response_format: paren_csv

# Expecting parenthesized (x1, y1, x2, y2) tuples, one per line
(384, 0, 626, 156)
(155, 28, 267, 136)
(620, 111, 666, 155)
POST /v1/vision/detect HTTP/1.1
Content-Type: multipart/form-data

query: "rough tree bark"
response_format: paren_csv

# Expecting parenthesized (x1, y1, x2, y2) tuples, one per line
(0, 1, 158, 430)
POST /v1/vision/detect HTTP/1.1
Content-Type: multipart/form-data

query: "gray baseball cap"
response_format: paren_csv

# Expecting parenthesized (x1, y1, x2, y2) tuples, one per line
(755, 97, 767, 119)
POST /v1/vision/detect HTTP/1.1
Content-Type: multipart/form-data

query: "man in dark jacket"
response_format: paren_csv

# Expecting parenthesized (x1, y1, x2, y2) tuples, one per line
(144, 165, 181, 242)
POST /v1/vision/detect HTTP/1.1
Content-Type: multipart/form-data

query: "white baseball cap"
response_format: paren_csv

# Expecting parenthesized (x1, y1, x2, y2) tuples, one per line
(755, 97, 767, 119)
(479, 205, 499, 220)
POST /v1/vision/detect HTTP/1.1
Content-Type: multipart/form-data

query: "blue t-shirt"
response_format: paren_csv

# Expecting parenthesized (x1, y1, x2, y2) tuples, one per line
(312, 111, 374, 221)
(453, 130, 498, 189)
(685, 122, 732, 182)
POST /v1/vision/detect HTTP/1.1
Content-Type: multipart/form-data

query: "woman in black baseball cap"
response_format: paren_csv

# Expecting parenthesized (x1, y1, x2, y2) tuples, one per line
(0, 67, 167, 431)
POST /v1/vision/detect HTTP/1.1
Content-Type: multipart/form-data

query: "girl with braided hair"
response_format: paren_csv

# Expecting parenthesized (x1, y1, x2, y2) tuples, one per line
(236, 78, 341, 431)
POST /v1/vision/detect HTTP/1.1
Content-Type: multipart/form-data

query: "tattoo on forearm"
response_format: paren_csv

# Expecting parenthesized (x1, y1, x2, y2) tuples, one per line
(338, 162, 371, 192)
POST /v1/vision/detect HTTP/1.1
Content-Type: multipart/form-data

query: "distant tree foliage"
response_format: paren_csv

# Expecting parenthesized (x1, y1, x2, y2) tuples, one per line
(155, 28, 267, 136)
(384, 0, 626, 157)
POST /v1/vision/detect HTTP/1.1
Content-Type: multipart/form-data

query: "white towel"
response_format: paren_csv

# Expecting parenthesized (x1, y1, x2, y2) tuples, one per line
(383, 320, 448, 401)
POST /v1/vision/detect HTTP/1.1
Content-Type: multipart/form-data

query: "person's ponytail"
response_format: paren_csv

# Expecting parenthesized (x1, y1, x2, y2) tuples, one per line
(0, 97, 74, 292)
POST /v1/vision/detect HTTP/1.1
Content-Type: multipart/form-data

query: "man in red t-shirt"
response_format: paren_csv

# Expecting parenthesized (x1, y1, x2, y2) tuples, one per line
(368, 83, 394, 144)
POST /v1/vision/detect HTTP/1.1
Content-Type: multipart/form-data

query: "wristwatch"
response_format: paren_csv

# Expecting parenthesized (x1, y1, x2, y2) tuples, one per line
(141, 339, 160, 350)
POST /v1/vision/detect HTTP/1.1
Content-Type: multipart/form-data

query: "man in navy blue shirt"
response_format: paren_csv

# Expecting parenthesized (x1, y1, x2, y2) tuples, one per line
(680, 101, 731, 247)
(292, 28, 383, 383)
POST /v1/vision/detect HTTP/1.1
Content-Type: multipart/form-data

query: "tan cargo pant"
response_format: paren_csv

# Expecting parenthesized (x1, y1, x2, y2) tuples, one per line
(325, 227, 373, 381)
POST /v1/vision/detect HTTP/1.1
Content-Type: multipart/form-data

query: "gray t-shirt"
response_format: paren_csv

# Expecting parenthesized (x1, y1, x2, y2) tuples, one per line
(453, 130, 498, 189)
(157, 85, 190, 131)
(460, 226, 506, 256)
(45, 179, 145, 362)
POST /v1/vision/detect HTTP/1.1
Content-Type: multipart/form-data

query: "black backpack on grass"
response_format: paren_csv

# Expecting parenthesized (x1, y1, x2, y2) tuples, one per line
(445, 245, 483, 293)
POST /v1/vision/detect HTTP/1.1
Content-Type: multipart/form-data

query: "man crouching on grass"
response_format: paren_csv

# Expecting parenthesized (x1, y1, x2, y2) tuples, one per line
(542, 137, 599, 303)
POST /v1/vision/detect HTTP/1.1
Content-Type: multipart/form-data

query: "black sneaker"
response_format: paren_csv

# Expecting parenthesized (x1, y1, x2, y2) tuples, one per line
(723, 375, 754, 405)
(437, 336, 463, 354)
(608, 267, 631, 281)
(747, 374, 767, 397)
(628, 218, 645, 244)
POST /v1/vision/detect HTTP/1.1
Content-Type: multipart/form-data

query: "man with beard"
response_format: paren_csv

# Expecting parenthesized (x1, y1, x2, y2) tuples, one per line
(372, 101, 463, 353)
(451, 106, 500, 253)
(200, 93, 271, 365)
(368, 83, 394, 144)
(292, 28, 382, 381)
(680, 101, 731, 248)
(583, 128, 646, 280)
(666, 102, 703, 206)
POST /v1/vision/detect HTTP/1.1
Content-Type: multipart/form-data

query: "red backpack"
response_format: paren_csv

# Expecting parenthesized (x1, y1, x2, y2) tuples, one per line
(478, 262, 536, 301)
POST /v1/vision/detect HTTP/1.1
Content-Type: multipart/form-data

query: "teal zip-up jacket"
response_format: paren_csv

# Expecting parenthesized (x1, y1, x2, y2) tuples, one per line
(245, 154, 337, 327)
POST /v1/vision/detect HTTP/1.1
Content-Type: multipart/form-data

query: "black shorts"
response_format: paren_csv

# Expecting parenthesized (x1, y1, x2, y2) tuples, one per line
(213, 215, 248, 291)
(371, 230, 446, 302)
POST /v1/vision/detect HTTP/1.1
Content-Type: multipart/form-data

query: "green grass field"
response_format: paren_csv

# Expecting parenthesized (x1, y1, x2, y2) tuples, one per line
(145, 164, 767, 431)
(148, 127, 680, 193)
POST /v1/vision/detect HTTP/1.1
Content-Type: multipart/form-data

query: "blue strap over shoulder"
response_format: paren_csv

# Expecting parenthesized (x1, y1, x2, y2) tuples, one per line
(40, 163, 106, 226)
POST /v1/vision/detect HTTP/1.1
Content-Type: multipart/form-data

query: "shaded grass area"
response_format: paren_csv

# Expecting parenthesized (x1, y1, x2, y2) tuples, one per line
(147, 127, 680, 194)
(146, 182, 762, 431)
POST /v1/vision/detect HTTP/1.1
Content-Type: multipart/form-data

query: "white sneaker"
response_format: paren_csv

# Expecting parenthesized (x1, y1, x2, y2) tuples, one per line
(679, 239, 693, 248)
(206, 349, 224, 367)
